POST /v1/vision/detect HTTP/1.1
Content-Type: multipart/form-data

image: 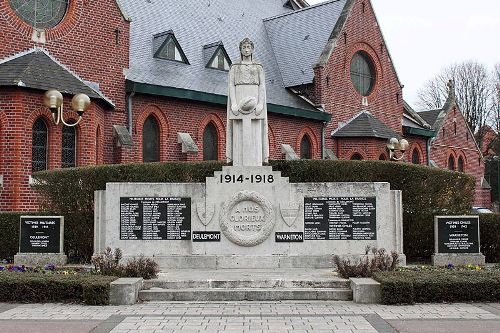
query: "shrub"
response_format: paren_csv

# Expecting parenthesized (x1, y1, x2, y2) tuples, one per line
(92, 247, 160, 280)
(373, 269, 500, 305)
(32, 160, 476, 260)
(0, 213, 21, 262)
(334, 247, 399, 279)
(480, 213, 500, 262)
(0, 272, 117, 305)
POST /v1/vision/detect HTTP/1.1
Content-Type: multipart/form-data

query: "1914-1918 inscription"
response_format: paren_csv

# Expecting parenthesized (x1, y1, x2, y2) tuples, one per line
(120, 197, 191, 240)
(19, 216, 63, 253)
(304, 197, 376, 240)
(436, 216, 480, 253)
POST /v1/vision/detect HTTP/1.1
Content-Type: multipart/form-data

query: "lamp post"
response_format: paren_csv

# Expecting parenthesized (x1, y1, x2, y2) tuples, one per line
(43, 90, 90, 127)
(386, 138, 409, 161)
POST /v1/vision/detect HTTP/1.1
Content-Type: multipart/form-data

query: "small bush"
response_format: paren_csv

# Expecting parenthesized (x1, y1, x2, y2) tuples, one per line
(0, 272, 117, 305)
(92, 247, 159, 280)
(373, 268, 500, 305)
(480, 213, 500, 262)
(334, 247, 399, 279)
(0, 213, 21, 262)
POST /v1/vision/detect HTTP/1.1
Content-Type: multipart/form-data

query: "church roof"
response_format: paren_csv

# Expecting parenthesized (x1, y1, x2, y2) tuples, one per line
(331, 111, 401, 139)
(120, 0, 343, 120)
(0, 49, 114, 107)
(418, 109, 442, 129)
(264, 0, 347, 87)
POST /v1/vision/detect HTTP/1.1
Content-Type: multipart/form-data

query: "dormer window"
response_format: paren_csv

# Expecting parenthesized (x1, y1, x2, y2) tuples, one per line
(153, 31, 189, 64)
(204, 42, 231, 71)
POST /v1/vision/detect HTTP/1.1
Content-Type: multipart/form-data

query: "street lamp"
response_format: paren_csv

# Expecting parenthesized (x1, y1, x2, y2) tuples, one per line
(386, 137, 409, 161)
(43, 90, 90, 127)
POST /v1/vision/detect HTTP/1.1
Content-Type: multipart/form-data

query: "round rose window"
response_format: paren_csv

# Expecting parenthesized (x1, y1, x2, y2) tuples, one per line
(350, 51, 376, 96)
(9, 0, 69, 29)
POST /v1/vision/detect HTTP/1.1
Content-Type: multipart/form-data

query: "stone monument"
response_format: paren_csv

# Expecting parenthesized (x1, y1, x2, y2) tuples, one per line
(94, 39, 405, 269)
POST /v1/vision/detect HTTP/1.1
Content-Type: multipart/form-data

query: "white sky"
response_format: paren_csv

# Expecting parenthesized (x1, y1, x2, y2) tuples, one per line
(306, 0, 500, 108)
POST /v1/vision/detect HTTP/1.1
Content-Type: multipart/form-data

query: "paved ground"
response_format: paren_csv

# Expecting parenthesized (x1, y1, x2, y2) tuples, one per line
(0, 301, 499, 333)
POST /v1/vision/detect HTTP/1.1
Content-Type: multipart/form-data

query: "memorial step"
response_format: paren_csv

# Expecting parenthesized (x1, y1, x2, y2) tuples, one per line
(138, 287, 353, 301)
(144, 279, 349, 290)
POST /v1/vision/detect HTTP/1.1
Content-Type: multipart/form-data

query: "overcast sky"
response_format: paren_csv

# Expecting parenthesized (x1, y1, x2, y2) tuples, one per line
(306, 0, 500, 109)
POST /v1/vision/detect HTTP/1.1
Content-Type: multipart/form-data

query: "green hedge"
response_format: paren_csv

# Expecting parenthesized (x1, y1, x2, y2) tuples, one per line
(31, 160, 476, 261)
(0, 213, 21, 262)
(0, 272, 117, 305)
(374, 270, 500, 304)
(480, 213, 500, 262)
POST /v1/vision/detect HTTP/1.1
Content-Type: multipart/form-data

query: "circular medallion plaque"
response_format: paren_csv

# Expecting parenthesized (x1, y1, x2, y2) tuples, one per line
(220, 190, 274, 247)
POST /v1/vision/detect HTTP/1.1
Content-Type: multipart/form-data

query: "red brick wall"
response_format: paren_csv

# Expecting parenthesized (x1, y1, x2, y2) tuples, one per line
(131, 95, 323, 162)
(315, 0, 404, 150)
(429, 104, 490, 207)
(0, 0, 129, 211)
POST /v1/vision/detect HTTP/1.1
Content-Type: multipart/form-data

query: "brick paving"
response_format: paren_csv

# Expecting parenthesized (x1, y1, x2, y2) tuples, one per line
(0, 301, 498, 332)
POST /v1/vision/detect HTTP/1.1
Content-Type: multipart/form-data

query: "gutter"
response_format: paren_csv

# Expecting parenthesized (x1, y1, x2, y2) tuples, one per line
(127, 91, 135, 136)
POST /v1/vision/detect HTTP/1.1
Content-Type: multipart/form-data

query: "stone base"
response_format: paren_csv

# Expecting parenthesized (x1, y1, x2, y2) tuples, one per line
(110, 278, 143, 305)
(14, 253, 67, 266)
(431, 253, 485, 266)
(350, 278, 381, 304)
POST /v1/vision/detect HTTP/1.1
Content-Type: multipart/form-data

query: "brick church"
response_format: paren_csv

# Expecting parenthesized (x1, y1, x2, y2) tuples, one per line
(0, 0, 490, 211)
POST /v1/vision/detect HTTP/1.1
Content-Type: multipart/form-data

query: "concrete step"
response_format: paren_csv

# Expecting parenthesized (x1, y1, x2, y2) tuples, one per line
(139, 287, 353, 301)
(143, 279, 350, 290)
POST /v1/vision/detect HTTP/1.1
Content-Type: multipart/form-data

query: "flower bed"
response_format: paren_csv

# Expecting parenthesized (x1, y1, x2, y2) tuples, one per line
(373, 266, 500, 305)
(0, 265, 117, 305)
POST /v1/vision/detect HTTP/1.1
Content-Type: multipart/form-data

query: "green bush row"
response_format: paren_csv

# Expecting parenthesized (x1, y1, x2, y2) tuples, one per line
(480, 213, 500, 262)
(0, 272, 117, 305)
(32, 160, 476, 260)
(0, 213, 21, 262)
(374, 270, 500, 304)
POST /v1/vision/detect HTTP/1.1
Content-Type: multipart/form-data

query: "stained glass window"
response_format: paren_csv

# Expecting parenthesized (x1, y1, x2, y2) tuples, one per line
(300, 135, 312, 159)
(448, 155, 455, 171)
(62, 125, 76, 168)
(9, 0, 68, 29)
(203, 123, 218, 161)
(143, 115, 160, 162)
(350, 51, 375, 96)
(412, 149, 420, 164)
(351, 153, 363, 161)
(32, 118, 48, 172)
(458, 156, 464, 172)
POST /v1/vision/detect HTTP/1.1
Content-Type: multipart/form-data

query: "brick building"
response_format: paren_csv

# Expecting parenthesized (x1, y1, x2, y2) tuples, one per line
(0, 0, 490, 211)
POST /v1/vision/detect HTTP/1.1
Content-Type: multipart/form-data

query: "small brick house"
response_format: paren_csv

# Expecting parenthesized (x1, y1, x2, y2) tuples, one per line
(0, 0, 490, 211)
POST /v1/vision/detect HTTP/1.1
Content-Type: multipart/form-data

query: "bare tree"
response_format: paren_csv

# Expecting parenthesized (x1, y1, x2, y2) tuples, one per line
(492, 63, 500, 134)
(416, 61, 493, 141)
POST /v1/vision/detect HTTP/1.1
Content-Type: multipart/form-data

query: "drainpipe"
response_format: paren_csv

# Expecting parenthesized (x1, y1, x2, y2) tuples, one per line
(127, 91, 135, 136)
(321, 121, 327, 159)
(426, 137, 435, 166)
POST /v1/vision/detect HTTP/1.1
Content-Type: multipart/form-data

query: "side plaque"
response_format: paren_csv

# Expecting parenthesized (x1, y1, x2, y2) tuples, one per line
(120, 197, 191, 240)
(19, 216, 63, 253)
(436, 216, 480, 253)
(192, 231, 221, 242)
(275, 232, 304, 243)
(304, 197, 376, 240)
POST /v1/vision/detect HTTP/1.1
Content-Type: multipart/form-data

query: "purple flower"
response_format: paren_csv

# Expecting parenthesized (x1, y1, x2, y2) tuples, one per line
(44, 264, 56, 271)
(446, 263, 455, 269)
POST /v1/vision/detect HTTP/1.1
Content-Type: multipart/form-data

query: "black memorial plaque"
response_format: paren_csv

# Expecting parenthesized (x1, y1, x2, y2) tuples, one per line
(19, 216, 62, 253)
(275, 232, 304, 242)
(436, 216, 480, 253)
(192, 231, 221, 242)
(120, 197, 191, 240)
(304, 197, 376, 241)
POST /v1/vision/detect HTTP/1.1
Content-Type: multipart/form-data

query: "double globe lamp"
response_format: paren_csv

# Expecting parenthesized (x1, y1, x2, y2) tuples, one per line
(43, 89, 91, 127)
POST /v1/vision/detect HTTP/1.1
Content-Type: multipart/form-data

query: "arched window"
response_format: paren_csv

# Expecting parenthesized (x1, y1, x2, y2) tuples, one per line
(350, 51, 376, 96)
(32, 118, 48, 172)
(143, 115, 160, 162)
(203, 122, 218, 161)
(412, 149, 420, 165)
(378, 154, 386, 160)
(351, 153, 363, 161)
(62, 125, 76, 168)
(448, 155, 455, 171)
(458, 156, 465, 172)
(300, 135, 312, 159)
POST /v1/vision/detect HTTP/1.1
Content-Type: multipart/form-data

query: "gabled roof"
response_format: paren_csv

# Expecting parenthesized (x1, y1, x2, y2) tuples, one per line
(331, 111, 400, 139)
(418, 109, 442, 129)
(403, 100, 431, 129)
(264, 0, 347, 87)
(120, 0, 328, 120)
(0, 49, 114, 108)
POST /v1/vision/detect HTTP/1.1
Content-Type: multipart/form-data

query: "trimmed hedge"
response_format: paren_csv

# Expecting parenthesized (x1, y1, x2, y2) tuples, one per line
(31, 160, 476, 261)
(0, 272, 117, 305)
(374, 270, 500, 304)
(480, 213, 500, 262)
(0, 213, 21, 262)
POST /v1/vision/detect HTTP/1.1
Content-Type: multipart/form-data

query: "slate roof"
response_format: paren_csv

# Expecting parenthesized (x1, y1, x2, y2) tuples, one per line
(331, 111, 400, 139)
(264, 0, 347, 87)
(120, 0, 340, 116)
(403, 100, 431, 129)
(418, 109, 442, 129)
(0, 49, 114, 107)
